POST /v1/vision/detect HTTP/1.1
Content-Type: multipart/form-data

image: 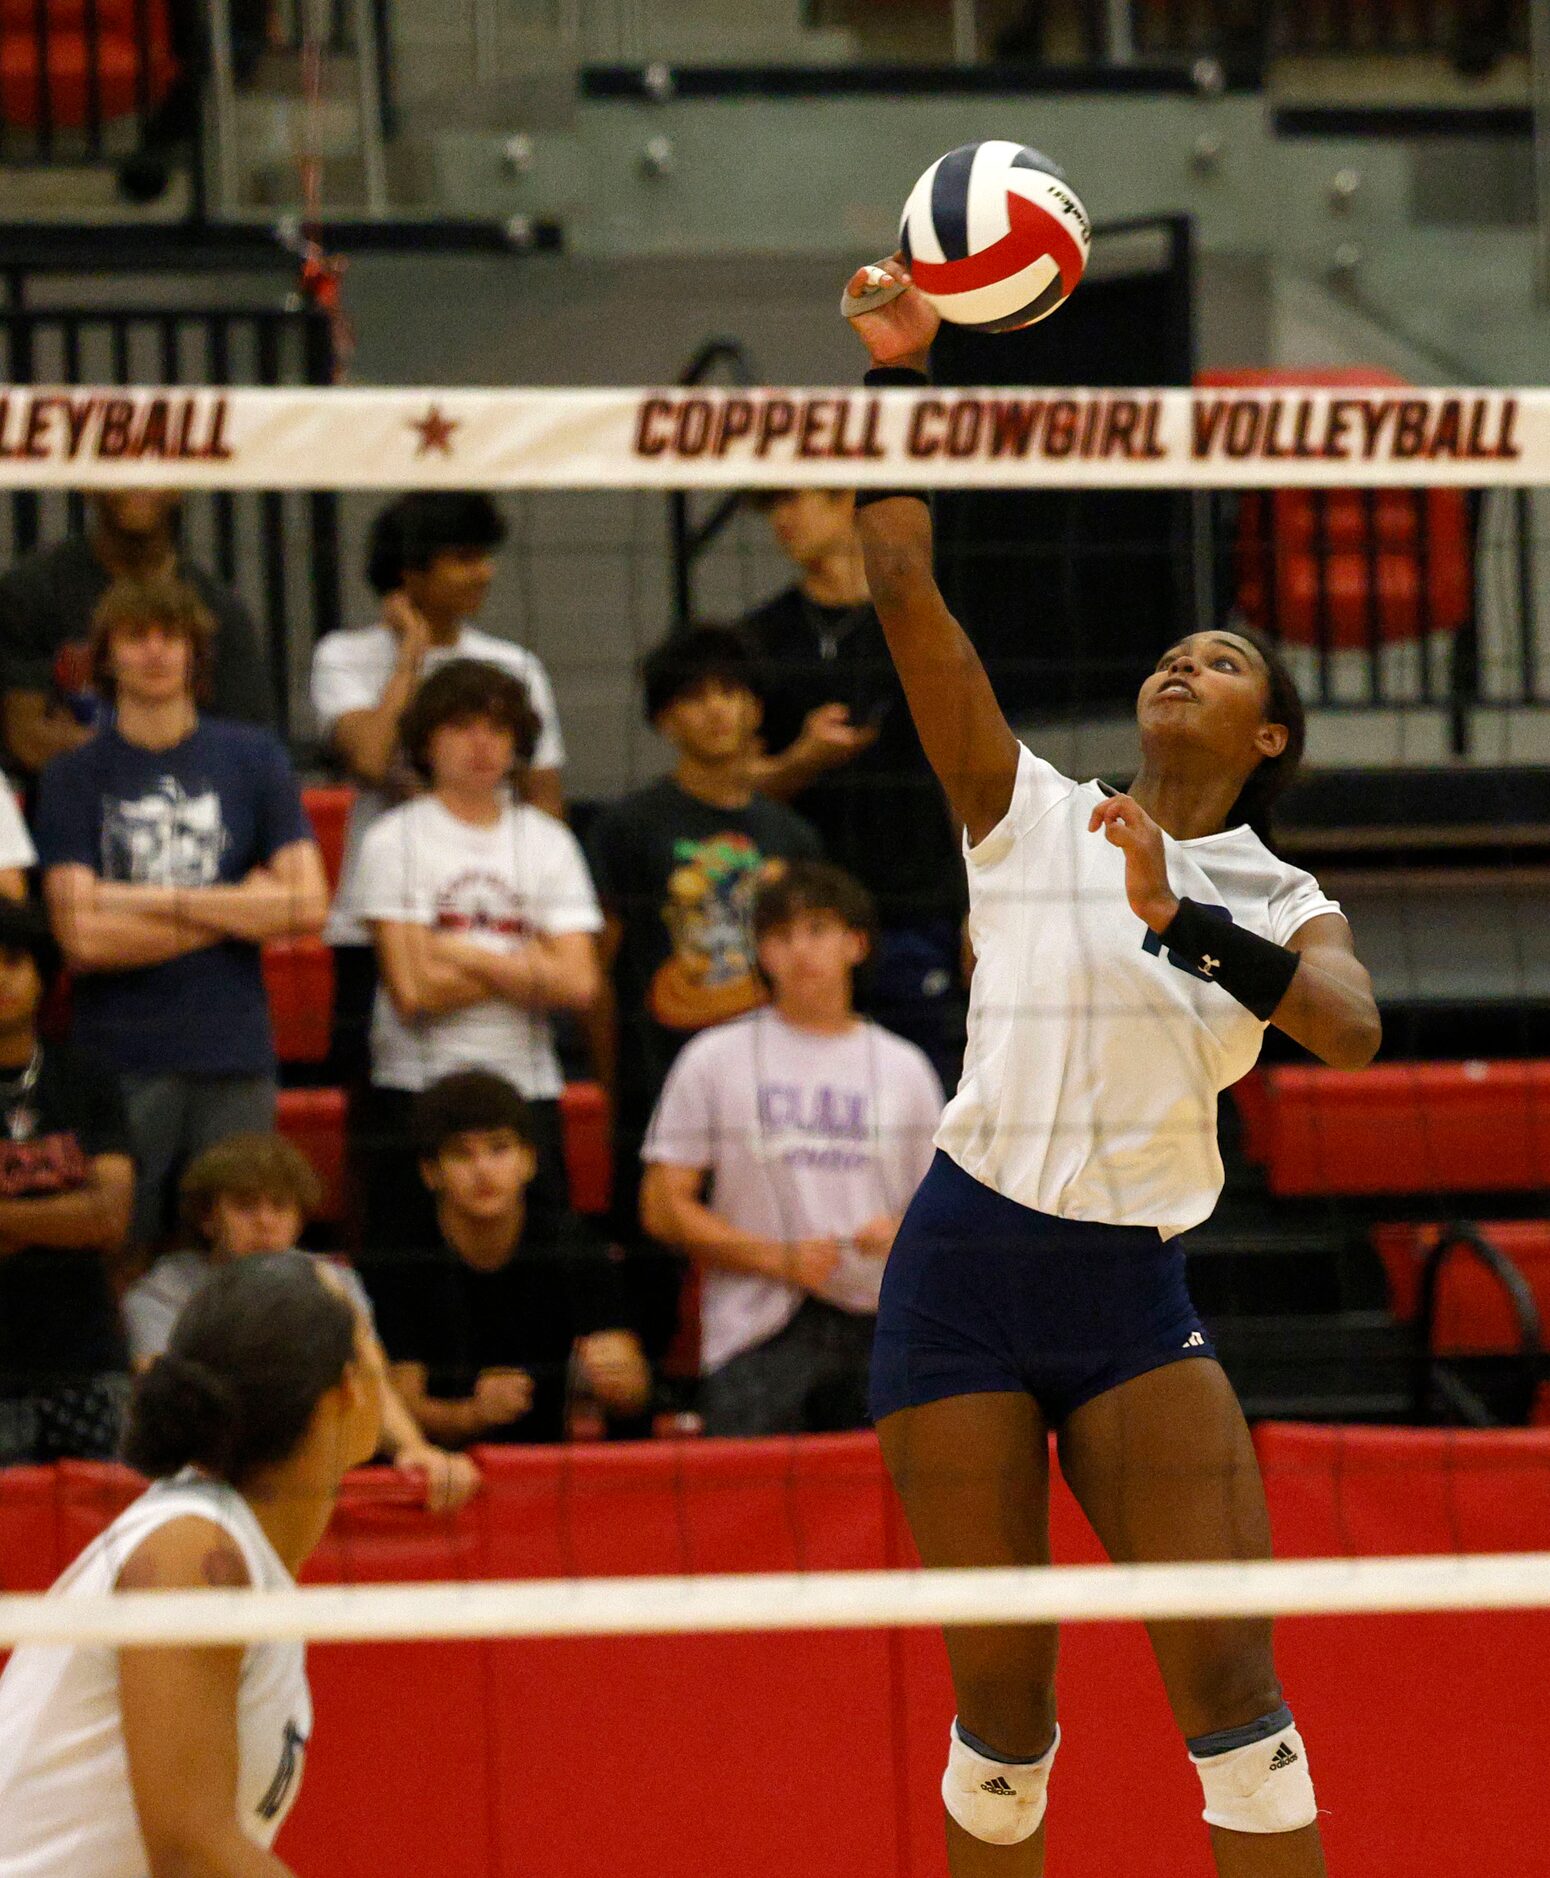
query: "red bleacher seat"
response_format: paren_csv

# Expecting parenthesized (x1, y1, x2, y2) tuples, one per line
(1197, 367, 1470, 652)
(1373, 1220, 1550, 1353)
(0, 0, 177, 129)
(302, 785, 354, 897)
(1263, 1061, 1550, 1197)
(0, 1466, 62, 1593)
(558, 1080, 611, 1216)
(276, 1086, 347, 1223)
(262, 937, 334, 1066)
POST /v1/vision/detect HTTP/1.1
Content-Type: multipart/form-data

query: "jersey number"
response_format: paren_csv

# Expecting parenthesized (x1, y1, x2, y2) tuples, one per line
(1142, 903, 1234, 982)
(258, 1719, 308, 1822)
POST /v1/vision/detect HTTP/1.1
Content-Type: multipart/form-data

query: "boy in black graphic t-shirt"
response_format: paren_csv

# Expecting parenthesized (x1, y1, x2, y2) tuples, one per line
(739, 489, 964, 1086)
(587, 629, 820, 1348)
(0, 900, 136, 1464)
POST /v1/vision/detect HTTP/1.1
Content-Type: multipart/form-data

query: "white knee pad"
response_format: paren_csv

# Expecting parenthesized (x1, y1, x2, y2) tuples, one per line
(1189, 1713, 1317, 1835)
(941, 1718, 1059, 1846)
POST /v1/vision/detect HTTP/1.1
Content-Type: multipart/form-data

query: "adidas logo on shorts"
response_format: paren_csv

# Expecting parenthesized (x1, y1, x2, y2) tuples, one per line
(980, 1776, 1017, 1796)
(1267, 1743, 1299, 1772)
(1183, 1330, 1206, 1349)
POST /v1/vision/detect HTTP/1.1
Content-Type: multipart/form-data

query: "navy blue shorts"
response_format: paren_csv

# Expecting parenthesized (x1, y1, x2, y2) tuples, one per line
(870, 1151, 1217, 1427)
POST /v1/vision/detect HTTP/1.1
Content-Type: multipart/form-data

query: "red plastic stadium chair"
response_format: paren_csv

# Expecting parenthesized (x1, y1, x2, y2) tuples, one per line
(1263, 1061, 1550, 1197)
(0, 0, 177, 130)
(276, 1086, 347, 1222)
(558, 1081, 611, 1216)
(1197, 367, 1470, 654)
(262, 938, 335, 1066)
(302, 785, 354, 897)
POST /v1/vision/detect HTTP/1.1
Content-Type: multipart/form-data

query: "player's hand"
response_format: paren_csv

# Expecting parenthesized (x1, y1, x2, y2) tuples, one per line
(786, 1237, 844, 1292)
(576, 1330, 652, 1415)
(1088, 794, 1178, 934)
(472, 1367, 534, 1429)
(795, 702, 878, 771)
(395, 1442, 481, 1515)
(383, 589, 434, 668)
(852, 1215, 899, 1260)
(844, 254, 938, 371)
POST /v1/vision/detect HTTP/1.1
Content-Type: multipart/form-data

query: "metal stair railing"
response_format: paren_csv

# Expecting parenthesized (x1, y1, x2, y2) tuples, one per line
(1413, 1222, 1544, 1427)
(668, 336, 760, 629)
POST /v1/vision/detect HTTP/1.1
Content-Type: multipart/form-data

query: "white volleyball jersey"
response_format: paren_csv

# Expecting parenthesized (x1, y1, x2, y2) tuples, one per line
(0, 1473, 311, 1878)
(938, 744, 1341, 1236)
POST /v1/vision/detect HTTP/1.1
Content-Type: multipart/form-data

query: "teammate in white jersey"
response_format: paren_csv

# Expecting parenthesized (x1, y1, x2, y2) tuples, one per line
(846, 261, 1381, 1878)
(0, 1252, 382, 1878)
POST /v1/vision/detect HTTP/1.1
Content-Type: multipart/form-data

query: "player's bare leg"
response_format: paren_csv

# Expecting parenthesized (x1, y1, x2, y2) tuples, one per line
(877, 1391, 1058, 1877)
(1058, 1360, 1327, 1878)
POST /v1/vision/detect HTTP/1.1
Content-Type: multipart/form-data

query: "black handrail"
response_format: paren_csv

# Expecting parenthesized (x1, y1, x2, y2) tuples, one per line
(1413, 1222, 1543, 1424)
(668, 336, 760, 628)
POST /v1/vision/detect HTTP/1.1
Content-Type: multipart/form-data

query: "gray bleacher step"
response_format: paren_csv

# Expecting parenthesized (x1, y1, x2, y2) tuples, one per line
(1207, 1311, 1416, 1424)
(1185, 1229, 1363, 1317)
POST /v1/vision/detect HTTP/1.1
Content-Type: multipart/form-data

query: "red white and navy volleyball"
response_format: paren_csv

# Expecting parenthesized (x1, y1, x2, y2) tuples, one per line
(899, 139, 1091, 332)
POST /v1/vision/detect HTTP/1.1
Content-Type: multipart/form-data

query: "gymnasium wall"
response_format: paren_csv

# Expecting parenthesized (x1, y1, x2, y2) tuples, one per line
(3, 1425, 1548, 1878)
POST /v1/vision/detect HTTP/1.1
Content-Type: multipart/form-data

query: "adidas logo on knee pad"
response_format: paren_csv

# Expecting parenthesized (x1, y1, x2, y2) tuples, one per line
(943, 1720, 1059, 1846)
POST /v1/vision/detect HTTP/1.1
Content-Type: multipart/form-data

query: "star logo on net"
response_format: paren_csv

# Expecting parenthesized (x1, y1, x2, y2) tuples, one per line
(409, 403, 460, 456)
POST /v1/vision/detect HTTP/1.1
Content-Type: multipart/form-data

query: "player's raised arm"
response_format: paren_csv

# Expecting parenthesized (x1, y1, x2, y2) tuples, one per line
(844, 258, 1021, 848)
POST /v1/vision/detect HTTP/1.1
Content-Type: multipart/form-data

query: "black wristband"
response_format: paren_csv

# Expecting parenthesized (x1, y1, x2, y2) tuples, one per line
(858, 367, 929, 507)
(1157, 897, 1300, 1021)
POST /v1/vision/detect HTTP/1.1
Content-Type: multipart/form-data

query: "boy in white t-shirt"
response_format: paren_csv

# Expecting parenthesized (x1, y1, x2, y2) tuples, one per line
(309, 493, 567, 1081)
(351, 658, 601, 1250)
(641, 860, 942, 1436)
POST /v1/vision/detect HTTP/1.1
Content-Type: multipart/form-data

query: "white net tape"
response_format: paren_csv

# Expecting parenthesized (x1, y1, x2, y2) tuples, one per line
(0, 385, 1542, 488)
(6, 1552, 1550, 1649)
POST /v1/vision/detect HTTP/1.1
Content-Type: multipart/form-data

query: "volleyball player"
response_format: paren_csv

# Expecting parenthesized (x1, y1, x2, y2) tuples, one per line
(0, 1253, 382, 1877)
(846, 258, 1381, 1877)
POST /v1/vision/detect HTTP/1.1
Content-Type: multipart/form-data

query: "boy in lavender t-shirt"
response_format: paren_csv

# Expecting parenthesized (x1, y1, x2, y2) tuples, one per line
(641, 861, 942, 1436)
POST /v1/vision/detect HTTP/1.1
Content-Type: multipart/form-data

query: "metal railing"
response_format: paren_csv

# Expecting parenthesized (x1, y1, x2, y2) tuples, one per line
(668, 337, 760, 629)
(1414, 1223, 1544, 1425)
(206, 0, 390, 220)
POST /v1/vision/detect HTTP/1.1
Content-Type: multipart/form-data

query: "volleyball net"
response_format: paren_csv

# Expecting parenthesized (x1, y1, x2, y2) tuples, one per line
(3, 380, 1550, 1873)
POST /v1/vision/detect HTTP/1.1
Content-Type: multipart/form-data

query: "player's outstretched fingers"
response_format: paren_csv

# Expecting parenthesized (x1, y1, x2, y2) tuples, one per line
(841, 261, 910, 321)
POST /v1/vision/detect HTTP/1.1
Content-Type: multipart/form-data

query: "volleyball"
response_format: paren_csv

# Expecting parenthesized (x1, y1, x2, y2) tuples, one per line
(899, 139, 1091, 331)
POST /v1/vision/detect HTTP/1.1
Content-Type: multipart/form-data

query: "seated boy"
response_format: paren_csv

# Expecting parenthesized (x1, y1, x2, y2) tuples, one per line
(123, 1132, 479, 1511)
(367, 1069, 652, 1447)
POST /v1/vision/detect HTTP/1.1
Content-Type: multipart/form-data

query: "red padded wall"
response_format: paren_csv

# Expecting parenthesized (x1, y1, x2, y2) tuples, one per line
(4, 1428, 1550, 1877)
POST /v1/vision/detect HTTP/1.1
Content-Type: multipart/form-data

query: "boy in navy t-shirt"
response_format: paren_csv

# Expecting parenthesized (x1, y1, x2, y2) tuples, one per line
(35, 573, 329, 1243)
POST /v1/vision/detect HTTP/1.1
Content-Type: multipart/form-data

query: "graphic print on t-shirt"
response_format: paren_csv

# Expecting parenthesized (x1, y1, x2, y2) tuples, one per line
(433, 867, 536, 942)
(756, 1080, 873, 1174)
(101, 777, 227, 886)
(0, 1133, 89, 1194)
(649, 833, 789, 1031)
